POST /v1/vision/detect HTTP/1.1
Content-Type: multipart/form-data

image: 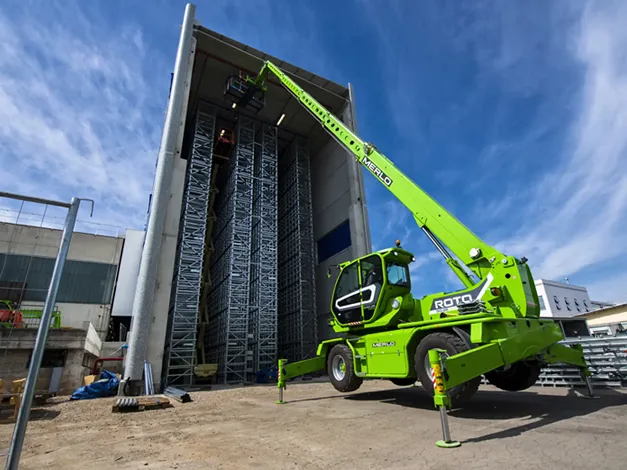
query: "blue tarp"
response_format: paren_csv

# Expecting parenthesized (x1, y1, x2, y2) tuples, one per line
(70, 370, 119, 400)
(256, 365, 278, 384)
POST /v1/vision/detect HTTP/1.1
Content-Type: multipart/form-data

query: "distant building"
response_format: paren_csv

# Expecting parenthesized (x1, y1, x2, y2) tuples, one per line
(534, 279, 599, 318)
(0, 220, 133, 393)
(0, 221, 125, 340)
(590, 300, 615, 310)
(574, 302, 627, 336)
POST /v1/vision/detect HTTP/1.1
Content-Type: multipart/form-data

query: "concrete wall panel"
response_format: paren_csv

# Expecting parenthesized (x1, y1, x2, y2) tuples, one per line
(111, 229, 145, 317)
(0, 222, 123, 264)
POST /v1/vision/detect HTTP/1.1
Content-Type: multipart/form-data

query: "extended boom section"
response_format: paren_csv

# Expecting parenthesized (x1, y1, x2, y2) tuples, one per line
(238, 60, 593, 445)
(253, 62, 496, 280)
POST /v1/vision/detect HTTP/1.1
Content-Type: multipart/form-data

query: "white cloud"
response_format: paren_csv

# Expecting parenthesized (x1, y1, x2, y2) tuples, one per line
(492, 2, 627, 299)
(0, 2, 167, 231)
(356, 1, 627, 303)
(0, 0, 345, 234)
(368, 199, 412, 251)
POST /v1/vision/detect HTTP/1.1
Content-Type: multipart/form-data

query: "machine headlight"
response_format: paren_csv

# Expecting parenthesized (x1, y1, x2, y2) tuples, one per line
(391, 299, 401, 309)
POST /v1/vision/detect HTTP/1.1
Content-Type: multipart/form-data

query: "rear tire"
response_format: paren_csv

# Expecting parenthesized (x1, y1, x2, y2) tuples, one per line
(485, 360, 541, 391)
(390, 378, 416, 386)
(327, 344, 363, 393)
(415, 332, 481, 404)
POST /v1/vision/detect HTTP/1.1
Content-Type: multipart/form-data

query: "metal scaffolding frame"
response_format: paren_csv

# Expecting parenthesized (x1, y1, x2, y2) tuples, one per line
(207, 116, 255, 384)
(277, 137, 317, 363)
(163, 102, 217, 387)
(249, 123, 279, 379)
(165, 104, 315, 384)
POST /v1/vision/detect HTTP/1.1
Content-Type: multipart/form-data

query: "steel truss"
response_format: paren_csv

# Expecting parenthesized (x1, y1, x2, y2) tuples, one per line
(249, 124, 279, 380)
(207, 116, 255, 384)
(163, 102, 217, 387)
(277, 137, 317, 363)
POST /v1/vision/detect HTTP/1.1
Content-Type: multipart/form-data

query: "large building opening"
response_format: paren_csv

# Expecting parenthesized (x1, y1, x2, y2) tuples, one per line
(161, 27, 368, 387)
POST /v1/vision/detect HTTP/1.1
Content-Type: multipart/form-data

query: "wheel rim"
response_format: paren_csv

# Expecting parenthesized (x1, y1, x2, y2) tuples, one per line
(332, 355, 346, 381)
(424, 355, 436, 389)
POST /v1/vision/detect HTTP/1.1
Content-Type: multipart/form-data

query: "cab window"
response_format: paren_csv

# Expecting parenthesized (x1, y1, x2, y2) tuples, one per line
(387, 262, 410, 288)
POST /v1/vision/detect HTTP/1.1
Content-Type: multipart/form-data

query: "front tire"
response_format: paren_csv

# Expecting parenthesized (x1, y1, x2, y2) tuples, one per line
(327, 344, 363, 393)
(415, 332, 481, 404)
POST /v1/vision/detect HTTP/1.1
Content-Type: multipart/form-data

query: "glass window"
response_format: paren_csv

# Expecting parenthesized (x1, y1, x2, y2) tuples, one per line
(538, 295, 546, 310)
(335, 263, 360, 299)
(317, 220, 351, 263)
(574, 298, 581, 312)
(360, 256, 383, 286)
(0, 254, 118, 304)
(387, 262, 410, 288)
(583, 300, 589, 312)
(564, 297, 571, 311)
(333, 263, 362, 324)
(553, 295, 561, 310)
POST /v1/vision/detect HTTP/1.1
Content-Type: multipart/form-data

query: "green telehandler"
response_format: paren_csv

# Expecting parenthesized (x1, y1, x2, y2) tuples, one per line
(234, 60, 593, 445)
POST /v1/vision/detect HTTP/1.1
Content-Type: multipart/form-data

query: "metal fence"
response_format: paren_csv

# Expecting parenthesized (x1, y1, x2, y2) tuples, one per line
(0, 304, 62, 330)
(0, 191, 91, 469)
(537, 336, 627, 388)
(478, 335, 627, 389)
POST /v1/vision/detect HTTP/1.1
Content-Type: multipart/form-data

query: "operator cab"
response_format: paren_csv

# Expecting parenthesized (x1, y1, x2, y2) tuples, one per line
(330, 243, 414, 326)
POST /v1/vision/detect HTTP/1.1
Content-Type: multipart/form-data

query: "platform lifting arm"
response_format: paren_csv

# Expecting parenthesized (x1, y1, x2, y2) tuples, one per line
(251, 61, 504, 287)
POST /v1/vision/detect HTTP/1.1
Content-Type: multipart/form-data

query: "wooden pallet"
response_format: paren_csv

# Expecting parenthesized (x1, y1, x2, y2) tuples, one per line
(1, 378, 54, 423)
(112, 396, 172, 413)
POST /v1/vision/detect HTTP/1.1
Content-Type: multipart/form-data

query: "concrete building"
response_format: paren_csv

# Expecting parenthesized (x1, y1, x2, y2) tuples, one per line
(0, 222, 125, 339)
(0, 220, 142, 393)
(0, 322, 101, 395)
(125, 3, 372, 389)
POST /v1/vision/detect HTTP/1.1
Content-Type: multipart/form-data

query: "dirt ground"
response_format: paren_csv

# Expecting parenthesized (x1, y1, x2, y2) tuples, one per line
(1, 380, 626, 469)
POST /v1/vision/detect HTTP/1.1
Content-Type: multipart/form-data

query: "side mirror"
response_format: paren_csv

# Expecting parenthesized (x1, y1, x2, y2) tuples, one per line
(327, 264, 340, 279)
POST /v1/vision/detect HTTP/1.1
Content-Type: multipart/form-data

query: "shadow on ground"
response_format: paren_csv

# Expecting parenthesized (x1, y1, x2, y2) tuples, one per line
(286, 384, 627, 442)
(0, 407, 60, 425)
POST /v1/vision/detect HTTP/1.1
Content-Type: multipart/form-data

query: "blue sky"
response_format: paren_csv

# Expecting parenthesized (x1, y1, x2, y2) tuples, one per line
(1, 1, 626, 303)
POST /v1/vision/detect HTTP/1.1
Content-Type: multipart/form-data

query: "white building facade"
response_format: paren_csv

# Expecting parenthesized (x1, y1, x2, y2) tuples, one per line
(535, 279, 597, 318)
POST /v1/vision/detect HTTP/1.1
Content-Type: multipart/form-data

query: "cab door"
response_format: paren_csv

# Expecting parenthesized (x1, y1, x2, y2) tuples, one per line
(331, 255, 385, 325)
(332, 262, 364, 324)
(359, 255, 384, 321)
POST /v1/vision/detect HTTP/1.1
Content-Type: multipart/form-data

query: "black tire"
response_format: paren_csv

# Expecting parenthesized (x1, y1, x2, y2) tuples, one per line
(485, 360, 541, 391)
(327, 344, 363, 393)
(390, 378, 416, 386)
(415, 332, 481, 404)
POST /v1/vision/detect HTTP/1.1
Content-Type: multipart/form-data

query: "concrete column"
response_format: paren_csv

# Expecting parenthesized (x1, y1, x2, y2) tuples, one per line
(124, 3, 197, 385)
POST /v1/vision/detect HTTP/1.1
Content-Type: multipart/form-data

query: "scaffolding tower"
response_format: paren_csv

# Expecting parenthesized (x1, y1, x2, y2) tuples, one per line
(248, 124, 279, 380)
(277, 137, 317, 363)
(207, 116, 255, 383)
(163, 102, 217, 387)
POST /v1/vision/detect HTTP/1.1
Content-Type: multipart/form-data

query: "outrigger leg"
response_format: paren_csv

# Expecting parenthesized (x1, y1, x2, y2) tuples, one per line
(428, 348, 461, 448)
(275, 356, 327, 405)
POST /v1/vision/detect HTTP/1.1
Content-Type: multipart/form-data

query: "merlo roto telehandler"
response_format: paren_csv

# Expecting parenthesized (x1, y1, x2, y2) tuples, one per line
(231, 60, 592, 411)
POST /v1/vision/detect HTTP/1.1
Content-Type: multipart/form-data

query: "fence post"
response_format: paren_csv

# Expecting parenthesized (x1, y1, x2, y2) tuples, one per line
(5, 197, 82, 470)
